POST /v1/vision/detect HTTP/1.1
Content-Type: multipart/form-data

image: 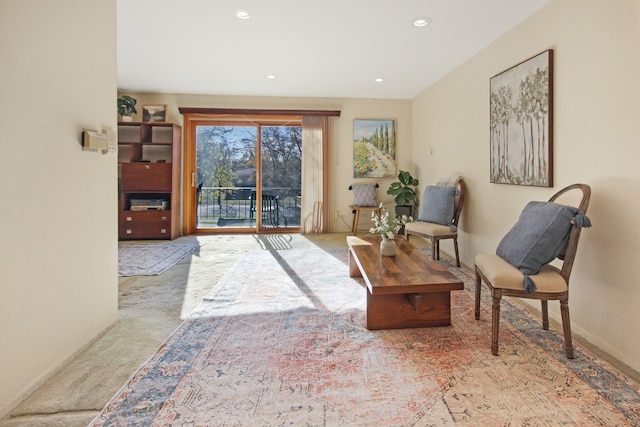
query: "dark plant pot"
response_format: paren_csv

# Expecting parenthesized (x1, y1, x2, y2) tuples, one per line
(395, 205, 413, 235)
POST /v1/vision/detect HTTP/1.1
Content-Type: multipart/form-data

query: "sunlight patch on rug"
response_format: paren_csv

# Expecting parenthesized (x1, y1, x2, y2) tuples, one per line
(94, 247, 640, 426)
(118, 241, 201, 276)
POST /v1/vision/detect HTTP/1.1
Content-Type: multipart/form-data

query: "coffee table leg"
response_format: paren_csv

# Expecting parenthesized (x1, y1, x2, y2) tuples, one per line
(366, 291, 452, 330)
(348, 248, 362, 278)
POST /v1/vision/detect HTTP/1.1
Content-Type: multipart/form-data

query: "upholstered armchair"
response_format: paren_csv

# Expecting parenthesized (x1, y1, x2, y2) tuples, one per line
(405, 176, 465, 267)
(474, 184, 592, 358)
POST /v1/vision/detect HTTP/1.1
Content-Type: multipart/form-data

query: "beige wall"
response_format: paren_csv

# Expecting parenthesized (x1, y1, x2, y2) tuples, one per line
(123, 93, 413, 233)
(0, 0, 118, 414)
(412, 0, 640, 372)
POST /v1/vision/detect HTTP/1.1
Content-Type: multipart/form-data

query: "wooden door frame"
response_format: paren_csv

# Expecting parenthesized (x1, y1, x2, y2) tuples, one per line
(182, 113, 304, 235)
(182, 119, 197, 235)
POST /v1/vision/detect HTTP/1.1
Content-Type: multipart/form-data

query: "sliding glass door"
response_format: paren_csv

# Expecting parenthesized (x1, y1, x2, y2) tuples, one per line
(259, 125, 302, 229)
(189, 120, 301, 233)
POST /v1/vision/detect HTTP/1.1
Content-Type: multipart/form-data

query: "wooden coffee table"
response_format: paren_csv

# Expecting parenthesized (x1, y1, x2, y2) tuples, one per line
(347, 235, 464, 330)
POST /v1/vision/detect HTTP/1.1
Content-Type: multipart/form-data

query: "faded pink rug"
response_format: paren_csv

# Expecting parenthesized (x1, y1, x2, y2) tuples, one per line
(91, 248, 640, 426)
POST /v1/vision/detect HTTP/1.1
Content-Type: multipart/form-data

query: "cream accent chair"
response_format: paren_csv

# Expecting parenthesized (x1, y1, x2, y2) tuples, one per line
(405, 177, 465, 267)
(474, 184, 592, 359)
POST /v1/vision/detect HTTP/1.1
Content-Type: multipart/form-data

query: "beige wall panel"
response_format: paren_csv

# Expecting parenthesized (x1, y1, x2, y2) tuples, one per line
(0, 0, 118, 414)
(412, 0, 640, 372)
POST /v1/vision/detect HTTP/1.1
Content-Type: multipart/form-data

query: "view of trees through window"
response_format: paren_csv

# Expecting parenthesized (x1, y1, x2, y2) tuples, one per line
(195, 124, 302, 229)
(196, 126, 258, 191)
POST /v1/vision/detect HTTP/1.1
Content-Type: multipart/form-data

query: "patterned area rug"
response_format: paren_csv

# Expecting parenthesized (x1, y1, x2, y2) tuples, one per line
(118, 241, 201, 276)
(94, 247, 640, 425)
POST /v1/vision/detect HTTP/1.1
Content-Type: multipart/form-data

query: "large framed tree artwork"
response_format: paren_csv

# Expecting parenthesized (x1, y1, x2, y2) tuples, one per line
(353, 119, 397, 178)
(490, 49, 553, 187)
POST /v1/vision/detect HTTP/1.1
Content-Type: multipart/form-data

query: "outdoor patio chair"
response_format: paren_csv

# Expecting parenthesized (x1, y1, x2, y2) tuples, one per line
(250, 192, 283, 227)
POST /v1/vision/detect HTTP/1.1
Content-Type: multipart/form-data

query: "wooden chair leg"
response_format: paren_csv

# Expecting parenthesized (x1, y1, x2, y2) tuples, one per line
(453, 238, 460, 267)
(541, 300, 549, 330)
(431, 239, 437, 260)
(351, 209, 360, 235)
(351, 212, 356, 234)
(560, 299, 574, 359)
(491, 289, 502, 356)
(474, 269, 482, 320)
(435, 239, 440, 260)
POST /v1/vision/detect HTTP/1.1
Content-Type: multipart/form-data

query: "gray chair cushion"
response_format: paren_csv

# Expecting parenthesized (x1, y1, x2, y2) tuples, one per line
(351, 183, 378, 207)
(417, 185, 456, 226)
(496, 201, 587, 292)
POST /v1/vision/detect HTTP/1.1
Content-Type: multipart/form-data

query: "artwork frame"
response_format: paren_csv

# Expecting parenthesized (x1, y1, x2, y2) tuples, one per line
(353, 119, 397, 178)
(490, 49, 553, 187)
(142, 105, 168, 123)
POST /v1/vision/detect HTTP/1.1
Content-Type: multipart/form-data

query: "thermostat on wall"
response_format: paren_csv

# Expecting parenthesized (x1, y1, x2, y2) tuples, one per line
(82, 129, 108, 154)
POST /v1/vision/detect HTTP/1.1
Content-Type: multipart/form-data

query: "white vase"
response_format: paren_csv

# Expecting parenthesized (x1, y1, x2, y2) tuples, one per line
(121, 115, 133, 122)
(380, 237, 396, 256)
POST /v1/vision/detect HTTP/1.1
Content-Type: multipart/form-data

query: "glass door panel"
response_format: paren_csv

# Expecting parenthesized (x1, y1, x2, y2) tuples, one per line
(259, 126, 302, 230)
(195, 125, 257, 230)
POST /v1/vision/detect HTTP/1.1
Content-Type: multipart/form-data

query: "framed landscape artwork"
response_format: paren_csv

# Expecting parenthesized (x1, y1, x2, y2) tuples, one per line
(353, 119, 397, 178)
(490, 49, 553, 187)
(142, 105, 167, 123)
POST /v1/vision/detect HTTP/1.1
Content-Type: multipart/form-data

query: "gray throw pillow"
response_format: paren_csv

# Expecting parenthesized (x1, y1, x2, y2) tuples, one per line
(496, 201, 589, 293)
(351, 183, 378, 207)
(418, 186, 456, 227)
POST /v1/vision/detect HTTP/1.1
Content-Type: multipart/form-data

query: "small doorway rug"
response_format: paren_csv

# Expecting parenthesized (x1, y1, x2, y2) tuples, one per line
(96, 247, 640, 425)
(118, 241, 201, 276)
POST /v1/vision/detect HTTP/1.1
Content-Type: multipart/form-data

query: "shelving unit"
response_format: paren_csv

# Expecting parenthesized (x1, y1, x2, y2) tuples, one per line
(118, 122, 181, 240)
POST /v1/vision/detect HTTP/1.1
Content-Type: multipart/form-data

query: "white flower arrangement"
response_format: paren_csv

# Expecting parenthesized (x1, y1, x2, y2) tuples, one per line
(369, 204, 413, 239)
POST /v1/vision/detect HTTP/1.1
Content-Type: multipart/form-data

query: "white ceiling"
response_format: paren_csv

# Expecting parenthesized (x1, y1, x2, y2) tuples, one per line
(117, 0, 549, 100)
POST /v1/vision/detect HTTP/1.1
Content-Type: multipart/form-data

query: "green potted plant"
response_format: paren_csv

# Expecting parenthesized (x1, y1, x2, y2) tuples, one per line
(117, 95, 137, 122)
(387, 170, 419, 232)
(387, 170, 419, 207)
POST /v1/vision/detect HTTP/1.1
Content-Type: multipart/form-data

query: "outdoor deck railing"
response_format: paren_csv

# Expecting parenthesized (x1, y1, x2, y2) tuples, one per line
(197, 186, 301, 228)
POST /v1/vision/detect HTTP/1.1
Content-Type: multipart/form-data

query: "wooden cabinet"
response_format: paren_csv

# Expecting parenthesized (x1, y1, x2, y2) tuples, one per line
(118, 122, 181, 240)
(121, 163, 173, 191)
(119, 210, 172, 239)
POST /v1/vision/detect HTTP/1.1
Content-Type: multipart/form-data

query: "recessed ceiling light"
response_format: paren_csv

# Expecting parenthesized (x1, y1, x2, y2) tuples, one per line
(374, 78, 384, 83)
(266, 74, 277, 80)
(413, 17, 432, 27)
(234, 9, 250, 19)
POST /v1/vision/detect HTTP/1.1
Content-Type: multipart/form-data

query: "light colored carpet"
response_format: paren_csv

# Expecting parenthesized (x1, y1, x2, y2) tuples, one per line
(89, 246, 640, 426)
(118, 241, 202, 276)
(0, 234, 343, 427)
(4, 234, 639, 427)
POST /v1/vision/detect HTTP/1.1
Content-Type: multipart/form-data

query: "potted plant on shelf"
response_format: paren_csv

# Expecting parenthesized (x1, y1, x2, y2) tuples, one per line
(117, 95, 137, 122)
(387, 170, 419, 233)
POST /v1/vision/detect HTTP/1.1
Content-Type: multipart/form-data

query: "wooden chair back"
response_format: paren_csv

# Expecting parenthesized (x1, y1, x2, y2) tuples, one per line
(548, 184, 591, 283)
(452, 179, 466, 229)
